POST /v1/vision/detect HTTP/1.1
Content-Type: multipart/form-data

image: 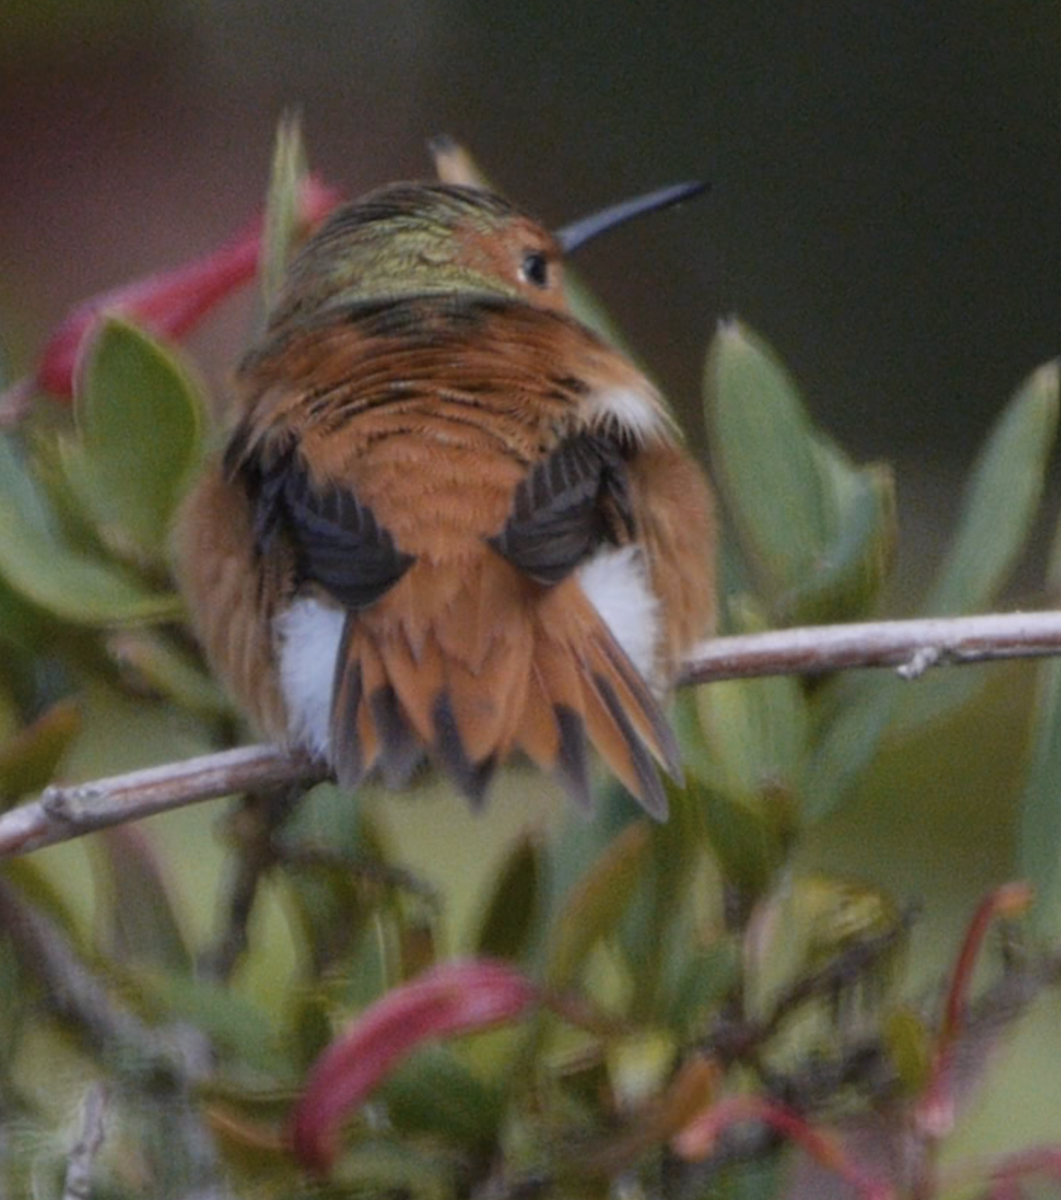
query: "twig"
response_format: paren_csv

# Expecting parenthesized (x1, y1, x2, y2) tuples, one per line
(2, 609, 1061, 861)
(0, 875, 187, 1068)
(0, 877, 232, 1197)
(61, 1084, 108, 1200)
(680, 609, 1061, 685)
(0, 744, 323, 858)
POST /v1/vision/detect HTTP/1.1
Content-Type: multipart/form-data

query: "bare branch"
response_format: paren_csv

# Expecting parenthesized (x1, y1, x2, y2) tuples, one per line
(62, 1084, 108, 1200)
(0, 875, 184, 1065)
(0, 744, 324, 858)
(680, 610, 1061, 685)
(2, 609, 1061, 861)
(0, 877, 234, 1197)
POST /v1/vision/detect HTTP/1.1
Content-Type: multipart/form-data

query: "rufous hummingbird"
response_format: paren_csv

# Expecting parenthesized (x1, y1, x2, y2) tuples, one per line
(177, 177, 715, 816)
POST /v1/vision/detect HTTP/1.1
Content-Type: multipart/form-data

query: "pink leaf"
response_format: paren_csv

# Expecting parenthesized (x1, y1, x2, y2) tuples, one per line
(289, 958, 538, 1174)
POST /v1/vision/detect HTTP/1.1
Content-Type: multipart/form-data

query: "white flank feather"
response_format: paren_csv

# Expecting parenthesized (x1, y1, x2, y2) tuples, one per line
(275, 597, 344, 758)
(578, 545, 661, 683)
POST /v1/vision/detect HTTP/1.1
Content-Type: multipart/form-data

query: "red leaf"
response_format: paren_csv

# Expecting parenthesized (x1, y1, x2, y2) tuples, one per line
(7, 174, 340, 408)
(289, 958, 537, 1174)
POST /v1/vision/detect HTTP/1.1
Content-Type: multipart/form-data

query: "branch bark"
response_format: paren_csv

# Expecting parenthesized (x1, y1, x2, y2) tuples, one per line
(61, 1084, 108, 1200)
(3, 609, 1061, 861)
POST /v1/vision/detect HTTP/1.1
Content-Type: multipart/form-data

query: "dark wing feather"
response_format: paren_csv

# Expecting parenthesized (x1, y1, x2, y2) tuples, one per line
(488, 431, 635, 585)
(230, 435, 415, 611)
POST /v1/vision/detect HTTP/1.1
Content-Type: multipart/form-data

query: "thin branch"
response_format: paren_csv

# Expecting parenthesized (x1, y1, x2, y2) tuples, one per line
(0, 744, 323, 858)
(2, 609, 1061, 861)
(61, 1084, 108, 1200)
(0, 874, 187, 1067)
(679, 609, 1061, 685)
(0, 877, 232, 1197)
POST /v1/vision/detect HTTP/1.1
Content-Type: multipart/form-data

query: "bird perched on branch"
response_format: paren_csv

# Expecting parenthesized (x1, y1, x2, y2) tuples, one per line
(178, 175, 715, 816)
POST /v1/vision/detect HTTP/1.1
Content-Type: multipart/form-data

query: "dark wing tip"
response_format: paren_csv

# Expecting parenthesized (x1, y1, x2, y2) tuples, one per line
(369, 684, 425, 789)
(593, 673, 670, 820)
(431, 693, 497, 810)
(554, 704, 594, 812)
(330, 653, 365, 790)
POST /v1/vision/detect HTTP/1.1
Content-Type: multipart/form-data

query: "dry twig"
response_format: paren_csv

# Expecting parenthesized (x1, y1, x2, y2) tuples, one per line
(61, 1084, 108, 1200)
(2, 609, 1061, 861)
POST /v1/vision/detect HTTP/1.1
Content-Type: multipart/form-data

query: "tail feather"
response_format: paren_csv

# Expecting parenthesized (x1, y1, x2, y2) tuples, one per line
(590, 672, 670, 818)
(431, 692, 497, 808)
(369, 683, 423, 788)
(585, 625, 683, 780)
(553, 704, 593, 811)
(324, 573, 681, 815)
(514, 666, 561, 771)
(443, 637, 530, 765)
(330, 621, 364, 788)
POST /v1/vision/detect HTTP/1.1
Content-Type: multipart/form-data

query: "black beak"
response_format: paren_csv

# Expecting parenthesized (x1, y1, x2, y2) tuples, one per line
(554, 180, 709, 254)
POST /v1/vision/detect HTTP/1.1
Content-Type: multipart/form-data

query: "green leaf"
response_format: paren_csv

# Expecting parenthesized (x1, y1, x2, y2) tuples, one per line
(276, 787, 402, 985)
(884, 1006, 933, 1095)
(261, 111, 310, 306)
(622, 779, 709, 1019)
(1020, 495, 1061, 941)
(705, 320, 896, 623)
(802, 676, 903, 821)
(779, 454, 896, 625)
(663, 937, 740, 1038)
(0, 575, 48, 653)
(0, 496, 181, 623)
(922, 360, 1060, 617)
(280, 779, 364, 850)
(693, 670, 809, 800)
(1, 856, 83, 941)
(332, 1137, 452, 1200)
(75, 316, 205, 557)
(380, 1045, 502, 1148)
(0, 678, 17, 745)
(883, 361, 1061, 738)
(94, 825, 192, 974)
(0, 699, 81, 803)
(472, 834, 542, 962)
(106, 629, 232, 717)
(0, 429, 181, 624)
(691, 775, 791, 898)
(544, 821, 652, 991)
(0, 432, 56, 534)
(805, 369, 1058, 807)
(129, 968, 290, 1076)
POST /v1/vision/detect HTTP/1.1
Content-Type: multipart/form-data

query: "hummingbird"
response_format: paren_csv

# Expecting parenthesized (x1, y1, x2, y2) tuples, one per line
(177, 177, 715, 817)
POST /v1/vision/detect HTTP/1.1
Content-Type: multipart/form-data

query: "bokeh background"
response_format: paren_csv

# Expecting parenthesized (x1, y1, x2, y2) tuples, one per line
(3, 0, 1061, 1178)
(3, 2, 1059, 468)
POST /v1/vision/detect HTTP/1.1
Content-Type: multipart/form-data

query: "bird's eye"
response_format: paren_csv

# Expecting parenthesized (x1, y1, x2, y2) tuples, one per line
(520, 251, 550, 288)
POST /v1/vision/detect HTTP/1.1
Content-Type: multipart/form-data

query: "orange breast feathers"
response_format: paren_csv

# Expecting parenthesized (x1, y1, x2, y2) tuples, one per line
(177, 293, 715, 816)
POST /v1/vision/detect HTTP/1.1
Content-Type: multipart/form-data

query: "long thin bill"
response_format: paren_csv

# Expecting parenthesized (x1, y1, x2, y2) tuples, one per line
(554, 180, 709, 254)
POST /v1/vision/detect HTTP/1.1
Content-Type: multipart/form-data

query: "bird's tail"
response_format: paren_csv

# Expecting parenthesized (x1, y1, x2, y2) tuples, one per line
(328, 570, 682, 816)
